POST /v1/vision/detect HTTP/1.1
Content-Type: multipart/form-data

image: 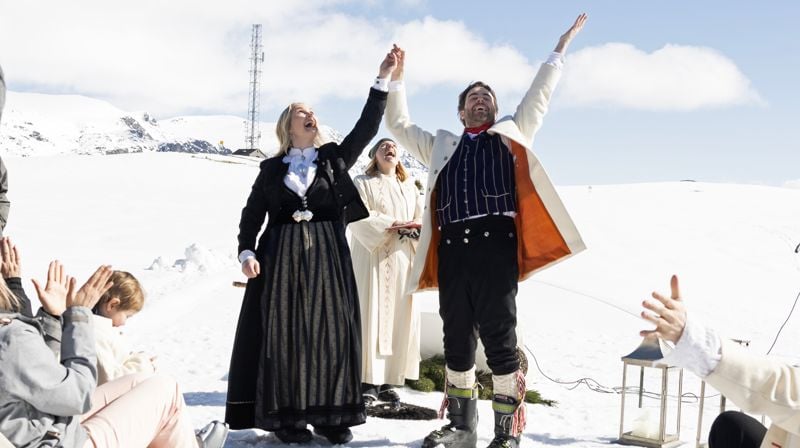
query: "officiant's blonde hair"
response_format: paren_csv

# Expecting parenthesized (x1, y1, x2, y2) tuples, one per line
(275, 103, 327, 155)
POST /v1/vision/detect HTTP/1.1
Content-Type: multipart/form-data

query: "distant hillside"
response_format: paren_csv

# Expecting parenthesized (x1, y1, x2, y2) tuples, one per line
(0, 91, 277, 156)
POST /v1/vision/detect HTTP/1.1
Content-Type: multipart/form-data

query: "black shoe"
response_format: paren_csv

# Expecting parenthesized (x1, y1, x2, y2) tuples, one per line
(422, 423, 478, 448)
(377, 386, 401, 405)
(314, 425, 353, 444)
(486, 434, 520, 448)
(275, 427, 313, 444)
(362, 383, 379, 407)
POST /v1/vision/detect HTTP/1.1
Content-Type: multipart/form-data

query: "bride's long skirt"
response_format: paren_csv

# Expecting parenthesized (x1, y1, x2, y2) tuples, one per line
(225, 220, 365, 430)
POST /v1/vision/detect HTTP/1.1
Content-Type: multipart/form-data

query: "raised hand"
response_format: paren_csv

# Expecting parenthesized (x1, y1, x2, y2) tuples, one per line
(640, 275, 687, 344)
(68, 265, 114, 309)
(0, 236, 21, 278)
(390, 44, 405, 81)
(378, 48, 398, 79)
(31, 260, 71, 317)
(242, 258, 260, 279)
(554, 13, 588, 54)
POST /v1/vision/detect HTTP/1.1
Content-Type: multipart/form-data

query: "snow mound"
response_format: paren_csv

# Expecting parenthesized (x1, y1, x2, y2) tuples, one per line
(147, 244, 237, 273)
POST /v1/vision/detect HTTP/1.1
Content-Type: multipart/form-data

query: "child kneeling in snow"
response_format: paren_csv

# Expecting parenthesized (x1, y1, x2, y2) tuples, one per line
(92, 270, 157, 385)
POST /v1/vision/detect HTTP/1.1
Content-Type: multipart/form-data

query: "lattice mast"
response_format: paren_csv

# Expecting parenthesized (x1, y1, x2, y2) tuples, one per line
(245, 24, 264, 151)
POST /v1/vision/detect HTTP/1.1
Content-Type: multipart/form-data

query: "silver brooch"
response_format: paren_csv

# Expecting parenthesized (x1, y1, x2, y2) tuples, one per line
(292, 210, 314, 222)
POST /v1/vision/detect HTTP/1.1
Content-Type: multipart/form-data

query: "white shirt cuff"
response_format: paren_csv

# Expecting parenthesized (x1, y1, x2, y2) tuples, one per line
(373, 77, 390, 92)
(545, 52, 565, 70)
(658, 314, 722, 378)
(388, 80, 404, 92)
(238, 250, 256, 264)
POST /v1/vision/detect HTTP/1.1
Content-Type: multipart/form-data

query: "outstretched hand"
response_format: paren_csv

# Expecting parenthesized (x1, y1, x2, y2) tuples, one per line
(390, 44, 405, 81)
(378, 49, 398, 79)
(640, 275, 687, 344)
(554, 13, 588, 54)
(32, 260, 71, 317)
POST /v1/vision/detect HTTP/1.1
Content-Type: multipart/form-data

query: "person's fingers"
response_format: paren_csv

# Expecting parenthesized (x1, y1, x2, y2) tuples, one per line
(650, 290, 671, 306)
(671, 275, 681, 301)
(67, 277, 77, 302)
(97, 265, 114, 289)
(31, 278, 43, 297)
(87, 265, 112, 289)
(1, 238, 9, 261)
(56, 261, 65, 285)
(254, 261, 261, 276)
(12, 244, 19, 266)
(640, 310, 661, 326)
(47, 260, 56, 284)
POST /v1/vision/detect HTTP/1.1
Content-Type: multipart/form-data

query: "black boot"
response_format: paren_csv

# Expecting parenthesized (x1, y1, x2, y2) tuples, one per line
(486, 394, 524, 448)
(421, 386, 478, 448)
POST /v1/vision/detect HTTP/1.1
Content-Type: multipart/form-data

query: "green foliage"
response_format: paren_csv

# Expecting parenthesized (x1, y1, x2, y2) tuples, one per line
(524, 389, 556, 407)
(405, 356, 555, 407)
(406, 377, 436, 393)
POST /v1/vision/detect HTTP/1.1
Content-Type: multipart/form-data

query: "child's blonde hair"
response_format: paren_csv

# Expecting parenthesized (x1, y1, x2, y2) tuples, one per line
(97, 271, 145, 313)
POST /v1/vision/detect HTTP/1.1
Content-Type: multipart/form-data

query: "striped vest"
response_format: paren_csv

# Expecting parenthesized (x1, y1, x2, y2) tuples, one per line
(434, 132, 516, 226)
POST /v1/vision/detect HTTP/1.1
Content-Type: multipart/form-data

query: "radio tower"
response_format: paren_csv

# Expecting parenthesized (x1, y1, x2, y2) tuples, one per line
(245, 24, 264, 151)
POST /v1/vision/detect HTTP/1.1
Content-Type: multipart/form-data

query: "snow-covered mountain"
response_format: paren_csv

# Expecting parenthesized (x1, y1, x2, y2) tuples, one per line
(0, 90, 428, 182)
(0, 91, 279, 156)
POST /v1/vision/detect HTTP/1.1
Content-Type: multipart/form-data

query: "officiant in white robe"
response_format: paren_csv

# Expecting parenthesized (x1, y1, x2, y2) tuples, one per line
(350, 138, 424, 396)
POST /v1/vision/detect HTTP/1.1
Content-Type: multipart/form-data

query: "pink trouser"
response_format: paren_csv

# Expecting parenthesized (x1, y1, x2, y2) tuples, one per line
(81, 373, 199, 448)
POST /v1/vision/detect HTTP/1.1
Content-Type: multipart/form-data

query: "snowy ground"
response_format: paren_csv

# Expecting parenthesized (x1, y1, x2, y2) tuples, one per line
(4, 152, 799, 447)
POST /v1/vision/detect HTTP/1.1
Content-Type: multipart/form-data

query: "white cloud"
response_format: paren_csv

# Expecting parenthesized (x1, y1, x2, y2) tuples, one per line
(558, 43, 763, 110)
(392, 17, 535, 93)
(0, 2, 536, 119)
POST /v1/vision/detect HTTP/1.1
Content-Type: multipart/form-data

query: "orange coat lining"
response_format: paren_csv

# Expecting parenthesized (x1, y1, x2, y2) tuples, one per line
(417, 141, 571, 290)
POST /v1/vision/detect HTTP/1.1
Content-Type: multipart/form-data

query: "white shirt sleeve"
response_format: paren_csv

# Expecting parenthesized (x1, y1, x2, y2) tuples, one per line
(373, 77, 390, 92)
(545, 52, 565, 69)
(238, 250, 256, 264)
(659, 314, 723, 378)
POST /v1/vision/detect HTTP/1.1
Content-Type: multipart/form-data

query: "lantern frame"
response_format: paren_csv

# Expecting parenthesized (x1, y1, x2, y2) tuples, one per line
(618, 335, 684, 448)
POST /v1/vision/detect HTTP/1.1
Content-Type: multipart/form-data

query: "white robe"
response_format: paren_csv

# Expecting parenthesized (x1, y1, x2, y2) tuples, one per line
(350, 172, 423, 386)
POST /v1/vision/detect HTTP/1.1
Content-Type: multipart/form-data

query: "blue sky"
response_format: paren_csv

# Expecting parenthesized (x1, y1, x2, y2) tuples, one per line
(1, 0, 797, 186)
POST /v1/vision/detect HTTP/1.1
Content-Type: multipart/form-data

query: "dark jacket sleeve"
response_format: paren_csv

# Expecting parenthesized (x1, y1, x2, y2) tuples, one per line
(6, 277, 32, 318)
(237, 162, 271, 255)
(336, 88, 388, 170)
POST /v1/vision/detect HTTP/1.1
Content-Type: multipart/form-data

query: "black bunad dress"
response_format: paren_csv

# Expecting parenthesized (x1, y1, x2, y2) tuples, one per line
(225, 87, 387, 432)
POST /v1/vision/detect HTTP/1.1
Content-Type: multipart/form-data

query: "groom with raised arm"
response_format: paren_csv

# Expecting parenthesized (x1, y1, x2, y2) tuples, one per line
(384, 14, 587, 448)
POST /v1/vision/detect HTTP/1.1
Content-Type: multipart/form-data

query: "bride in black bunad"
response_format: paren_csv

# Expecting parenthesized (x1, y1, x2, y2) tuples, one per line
(225, 50, 397, 445)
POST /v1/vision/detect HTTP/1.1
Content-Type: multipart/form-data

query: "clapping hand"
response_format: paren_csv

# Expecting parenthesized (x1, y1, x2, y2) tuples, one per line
(70, 265, 114, 309)
(32, 262, 114, 316)
(31, 260, 71, 317)
(0, 236, 21, 279)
